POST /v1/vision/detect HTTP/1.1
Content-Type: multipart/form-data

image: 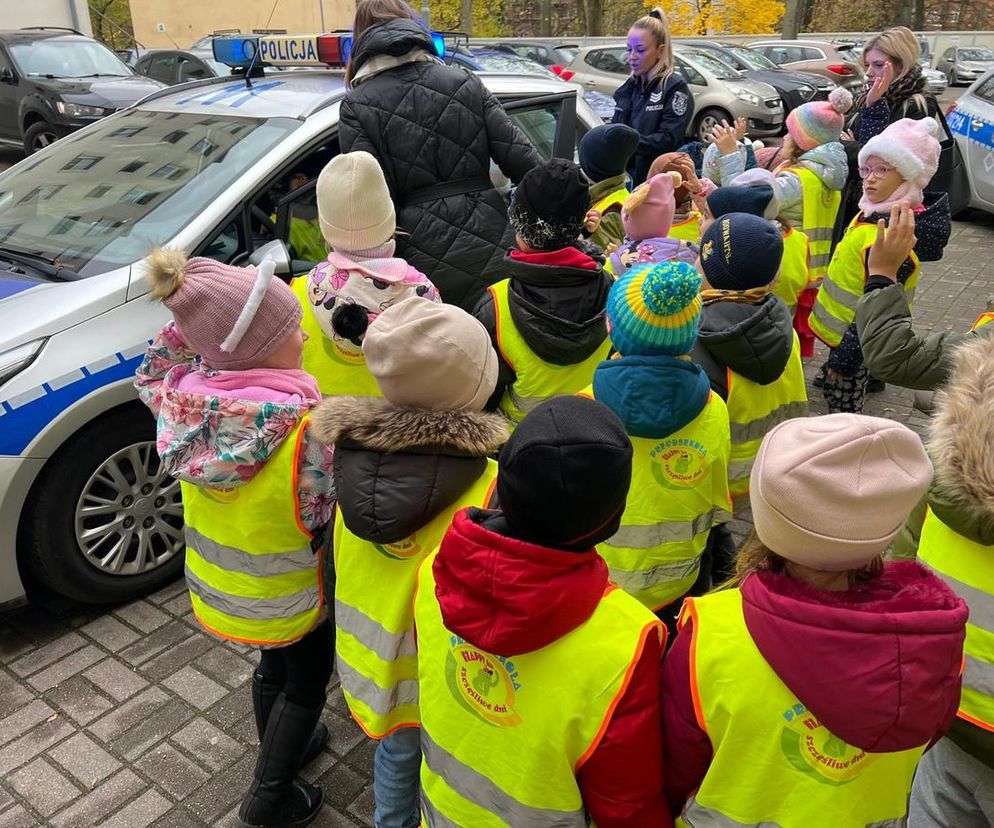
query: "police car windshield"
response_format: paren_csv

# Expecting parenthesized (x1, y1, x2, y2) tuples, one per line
(0, 109, 299, 278)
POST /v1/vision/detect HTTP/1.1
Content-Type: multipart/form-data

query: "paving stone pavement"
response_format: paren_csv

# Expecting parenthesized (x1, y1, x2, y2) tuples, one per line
(1, 214, 993, 826)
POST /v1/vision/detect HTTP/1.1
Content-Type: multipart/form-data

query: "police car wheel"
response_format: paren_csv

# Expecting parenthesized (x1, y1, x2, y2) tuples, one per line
(21, 404, 185, 603)
(696, 108, 733, 144)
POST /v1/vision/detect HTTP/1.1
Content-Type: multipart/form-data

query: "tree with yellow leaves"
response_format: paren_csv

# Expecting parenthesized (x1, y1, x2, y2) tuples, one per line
(659, 0, 784, 35)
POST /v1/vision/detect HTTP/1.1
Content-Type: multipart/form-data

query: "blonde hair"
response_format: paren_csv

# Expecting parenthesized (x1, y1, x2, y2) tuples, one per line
(860, 26, 921, 80)
(346, 0, 418, 85)
(630, 8, 674, 82)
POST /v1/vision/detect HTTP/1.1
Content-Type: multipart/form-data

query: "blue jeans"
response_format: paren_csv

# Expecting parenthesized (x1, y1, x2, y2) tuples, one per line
(373, 726, 421, 828)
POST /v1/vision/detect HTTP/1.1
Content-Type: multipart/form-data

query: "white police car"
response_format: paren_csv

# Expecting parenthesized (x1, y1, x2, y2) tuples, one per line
(0, 32, 600, 608)
(948, 68, 994, 215)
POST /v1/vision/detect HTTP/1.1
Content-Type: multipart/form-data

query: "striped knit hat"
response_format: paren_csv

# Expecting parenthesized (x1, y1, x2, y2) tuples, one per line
(606, 261, 702, 357)
(786, 87, 853, 152)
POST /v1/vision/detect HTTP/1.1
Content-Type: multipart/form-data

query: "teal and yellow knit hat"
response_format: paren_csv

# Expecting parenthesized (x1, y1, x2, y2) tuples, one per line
(606, 261, 702, 357)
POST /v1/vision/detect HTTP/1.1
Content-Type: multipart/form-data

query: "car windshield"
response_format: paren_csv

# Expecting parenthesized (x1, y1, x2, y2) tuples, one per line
(9, 38, 132, 78)
(960, 48, 994, 61)
(0, 109, 299, 278)
(473, 53, 557, 79)
(726, 46, 777, 71)
(683, 51, 739, 80)
(558, 46, 578, 62)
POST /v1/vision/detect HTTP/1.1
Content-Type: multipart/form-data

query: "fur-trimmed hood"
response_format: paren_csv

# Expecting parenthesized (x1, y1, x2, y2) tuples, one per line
(311, 396, 508, 543)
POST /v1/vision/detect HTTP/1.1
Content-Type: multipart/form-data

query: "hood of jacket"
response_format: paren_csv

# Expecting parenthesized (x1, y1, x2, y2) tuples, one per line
(742, 563, 967, 752)
(589, 174, 629, 203)
(592, 355, 711, 439)
(433, 508, 610, 657)
(794, 141, 848, 192)
(311, 397, 507, 543)
(694, 296, 794, 385)
(503, 248, 612, 364)
(928, 335, 994, 545)
(154, 365, 319, 489)
(863, 192, 951, 264)
(348, 18, 437, 77)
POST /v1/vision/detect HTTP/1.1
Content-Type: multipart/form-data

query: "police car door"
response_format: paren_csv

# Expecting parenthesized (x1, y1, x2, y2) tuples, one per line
(500, 92, 578, 161)
(950, 71, 994, 210)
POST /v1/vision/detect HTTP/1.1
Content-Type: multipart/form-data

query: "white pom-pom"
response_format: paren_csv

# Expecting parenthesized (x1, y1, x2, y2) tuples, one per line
(221, 258, 275, 354)
(829, 86, 853, 114)
(923, 116, 941, 137)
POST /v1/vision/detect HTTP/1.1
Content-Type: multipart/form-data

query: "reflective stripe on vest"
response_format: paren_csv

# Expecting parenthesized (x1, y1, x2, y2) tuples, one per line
(589, 386, 733, 610)
(333, 460, 498, 738)
(181, 417, 322, 647)
(677, 589, 924, 827)
(772, 227, 810, 312)
(918, 508, 994, 731)
(788, 166, 841, 284)
(293, 274, 383, 397)
(726, 331, 808, 500)
(669, 213, 702, 245)
(810, 218, 920, 348)
(490, 279, 610, 424)
(416, 553, 663, 828)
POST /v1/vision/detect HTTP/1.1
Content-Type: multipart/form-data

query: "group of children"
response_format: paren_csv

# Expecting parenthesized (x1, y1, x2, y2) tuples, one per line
(132, 87, 979, 827)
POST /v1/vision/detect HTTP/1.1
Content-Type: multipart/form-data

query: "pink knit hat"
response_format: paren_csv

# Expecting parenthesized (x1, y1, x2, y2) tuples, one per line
(621, 172, 679, 241)
(751, 414, 933, 570)
(858, 117, 942, 212)
(786, 87, 853, 152)
(146, 249, 302, 370)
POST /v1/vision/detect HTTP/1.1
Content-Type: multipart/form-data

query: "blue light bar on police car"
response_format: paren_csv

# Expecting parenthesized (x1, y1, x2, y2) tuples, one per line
(212, 36, 260, 68)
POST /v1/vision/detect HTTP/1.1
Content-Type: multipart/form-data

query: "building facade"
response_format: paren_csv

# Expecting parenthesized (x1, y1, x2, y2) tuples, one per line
(2, 0, 92, 35)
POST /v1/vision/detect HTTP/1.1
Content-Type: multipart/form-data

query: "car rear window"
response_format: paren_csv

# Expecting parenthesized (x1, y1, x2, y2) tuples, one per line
(960, 48, 994, 61)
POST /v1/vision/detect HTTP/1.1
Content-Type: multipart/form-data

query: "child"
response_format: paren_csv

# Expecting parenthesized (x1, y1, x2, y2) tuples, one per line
(134, 250, 337, 828)
(692, 213, 808, 518)
(913, 337, 994, 826)
(608, 172, 699, 275)
(581, 261, 732, 634)
(579, 122, 640, 251)
(293, 151, 441, 397)
(814, 117, 950, 413)
(647, 152, 716, 245)
(473, 158, 613, 426)
(413, 396, 671, 827)
(311, 298, 507, 828)
(663, 414, 967, 826)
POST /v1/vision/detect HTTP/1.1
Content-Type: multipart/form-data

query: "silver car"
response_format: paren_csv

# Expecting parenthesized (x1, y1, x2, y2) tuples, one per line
(936, 46, 994, 86)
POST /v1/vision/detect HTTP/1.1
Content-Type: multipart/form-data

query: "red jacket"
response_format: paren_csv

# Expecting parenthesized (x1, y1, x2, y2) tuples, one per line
(432, 508, 671, 828)
(662, 562, 968, 817)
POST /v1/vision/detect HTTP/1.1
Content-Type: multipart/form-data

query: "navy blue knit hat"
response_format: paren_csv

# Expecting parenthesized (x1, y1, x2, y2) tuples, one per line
(579, 124, 640, 183)
(700, 212, 783, 291)
(706, 185, 776, 221)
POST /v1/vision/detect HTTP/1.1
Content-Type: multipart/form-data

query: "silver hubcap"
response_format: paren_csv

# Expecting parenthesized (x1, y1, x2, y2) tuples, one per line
(32, 132, 55, 151)
(699, 116, 721, 142)
(75, 442, 183, 576)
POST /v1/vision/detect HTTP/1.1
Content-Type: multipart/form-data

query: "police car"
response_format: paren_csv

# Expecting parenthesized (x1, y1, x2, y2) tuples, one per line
(0, 31, 601, 609)
(948, 68, 994, 215)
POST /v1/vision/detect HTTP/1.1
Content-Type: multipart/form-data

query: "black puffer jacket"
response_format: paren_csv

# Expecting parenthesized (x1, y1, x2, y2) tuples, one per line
(691, 296, 795, 400)
(339, 20, 541, 311)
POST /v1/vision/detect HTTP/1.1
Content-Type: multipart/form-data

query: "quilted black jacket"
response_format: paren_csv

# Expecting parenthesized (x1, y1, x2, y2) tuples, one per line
(339, 20, 542, 310)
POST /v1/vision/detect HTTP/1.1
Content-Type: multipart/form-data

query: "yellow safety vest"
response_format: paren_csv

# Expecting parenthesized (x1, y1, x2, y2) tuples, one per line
(726, 330, 808, 504)
(181, 417, 323, 647)
(416, 553, 663, 827)
(590, 188, 627, 251)
(677, 589, 925, 828)
(784, 165, 841, 286)
(918, 508, 994, 733)
(972, 311, 994, 331)
(592, 188, 628, 214)
(773, 227, 810, 314)
(810, 217, 920, 349)
(669, 213, 702, 245)
(490, 279, 611, 424)
(292, 275, 383, 398)
(334, 460, 498, 738)
(583, 385, 733, 611)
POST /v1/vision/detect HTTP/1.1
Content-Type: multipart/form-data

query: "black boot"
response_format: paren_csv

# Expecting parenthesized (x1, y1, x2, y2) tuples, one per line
(237, 694, 325, 828)
(252, 671, 328, 768)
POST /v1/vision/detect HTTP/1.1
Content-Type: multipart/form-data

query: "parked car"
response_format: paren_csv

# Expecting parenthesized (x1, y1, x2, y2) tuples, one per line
(134, 48, 280, 85)
(935, 46, 994, 87)
(0, 28, 165, 155)
(946, 69, 994, 214)
(561, 43, 630, 95)
(0, 32, 602, 609)
(747, 39, 862, 91)
(475, 40, 580, 70)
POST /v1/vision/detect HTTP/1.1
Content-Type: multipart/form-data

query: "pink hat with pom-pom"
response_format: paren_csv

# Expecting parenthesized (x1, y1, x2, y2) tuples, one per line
(859, 117, 941, 188)
(786, 87, 853, 152)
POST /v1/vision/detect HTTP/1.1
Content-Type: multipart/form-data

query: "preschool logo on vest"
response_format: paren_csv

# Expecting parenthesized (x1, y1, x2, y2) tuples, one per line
(329, 335, 365, 366)
(373, 533, 422, 560)
(780, 702, 875, 784)
(650, 438, 709, 488)
(445, 637, 522, 727)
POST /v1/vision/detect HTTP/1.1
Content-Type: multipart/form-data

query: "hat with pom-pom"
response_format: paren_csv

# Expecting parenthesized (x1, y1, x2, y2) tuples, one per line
(621, 172, 680, 242)
(858, 117, 941, 211)
(606, 260, 702, 356)
(786, 86, 853, 152)
(145, 248, 301, 370)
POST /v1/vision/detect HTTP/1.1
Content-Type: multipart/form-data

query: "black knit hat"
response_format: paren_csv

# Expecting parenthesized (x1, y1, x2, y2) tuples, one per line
(579, 124, 640, 183)
(509, 158, 590, 251)
(700, 212, 784, 291)
(706, 185, 776, 221)
(497, 396, 633, 550)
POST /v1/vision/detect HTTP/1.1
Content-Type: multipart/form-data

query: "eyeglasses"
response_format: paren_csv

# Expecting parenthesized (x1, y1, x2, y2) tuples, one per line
(858, 163, 896, 180)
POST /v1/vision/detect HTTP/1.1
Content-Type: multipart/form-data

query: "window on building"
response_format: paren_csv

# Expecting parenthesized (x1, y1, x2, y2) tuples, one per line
(62, 155, 101, 172)
(110, 126, 145, 139)
(87, 184, 112, 199)
(121, 159, 146, 173)
(150, 163, 186, 180)
(85, 218, 123, 236)
(162, 130, 187, 144)
(49, 215, 81, 235)
(18, 184, 63, 203)
(121, 188, 158, 206)
(192, 138, 218, 157)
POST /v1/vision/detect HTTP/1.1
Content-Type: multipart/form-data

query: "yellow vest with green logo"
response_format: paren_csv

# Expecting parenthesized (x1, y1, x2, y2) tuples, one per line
(773, 227, 810, 313)
(669, 213, 702, 245)
(676, 589, 925, 828)
(727, 330, 808, 502)
(582, 385, 733, 611)
(292, 275, 383, 398)
(181, 417, 322, 647)
(415, 552, 662, 827)
(918, 508, 994, 733)
(490, 279, 611, 424)
(810, 217, 920, 348)
(334, 460, 498, 738)
(785, 165, 841, 287)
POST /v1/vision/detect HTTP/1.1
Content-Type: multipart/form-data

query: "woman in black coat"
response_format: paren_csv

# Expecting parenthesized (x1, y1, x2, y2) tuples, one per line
(611, 8, 694, 186)
(339, 0, 541, 310)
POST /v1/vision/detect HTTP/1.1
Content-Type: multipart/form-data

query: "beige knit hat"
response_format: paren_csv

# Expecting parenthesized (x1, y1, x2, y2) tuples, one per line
(751, 414, 933, 571)
(317, 151, 395, 253)
(362, 297, 498, 411)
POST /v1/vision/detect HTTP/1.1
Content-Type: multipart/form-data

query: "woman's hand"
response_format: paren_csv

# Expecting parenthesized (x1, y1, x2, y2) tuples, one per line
(712, 121, 739, 156)
(868, 202, 917, 282)
(866, 61, 896, 107)
(584, 208, 602, 234)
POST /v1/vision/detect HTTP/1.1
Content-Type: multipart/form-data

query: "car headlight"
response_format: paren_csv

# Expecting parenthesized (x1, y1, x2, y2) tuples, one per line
(797, 84, 813, 99)
(732, 87, 761, 106)
(0, 339, 46, 387)
(54, 101, 107, 118)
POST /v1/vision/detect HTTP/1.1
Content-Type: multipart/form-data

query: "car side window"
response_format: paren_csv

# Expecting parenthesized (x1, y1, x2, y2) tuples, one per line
(177, 57, 210, 83)
(675, 58, 706, 87)
(766, 47, 788, 65)
(589, 48, 628, 74)
(0, 47, 14, 77)
(146, 54, 177, 85)
(944, 48, 954, 60)
(506, 104, 560, 158)
(976, 75, 994, 103)
(802, 47, 825, 61)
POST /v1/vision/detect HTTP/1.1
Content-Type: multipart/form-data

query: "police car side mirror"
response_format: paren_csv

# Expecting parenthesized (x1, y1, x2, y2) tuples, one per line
(0, 67, 15, 83)
(249, 240, 291, 275)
